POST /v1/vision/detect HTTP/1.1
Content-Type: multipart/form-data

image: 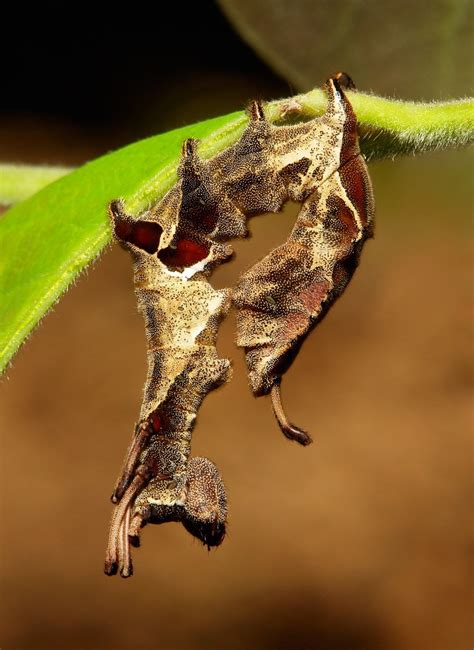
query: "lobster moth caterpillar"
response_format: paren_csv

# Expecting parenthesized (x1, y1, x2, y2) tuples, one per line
(105, 73, 374, 577)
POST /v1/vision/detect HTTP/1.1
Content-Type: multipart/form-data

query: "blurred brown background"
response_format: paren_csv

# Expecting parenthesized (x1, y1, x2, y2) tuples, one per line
(1, 2, 472, 649)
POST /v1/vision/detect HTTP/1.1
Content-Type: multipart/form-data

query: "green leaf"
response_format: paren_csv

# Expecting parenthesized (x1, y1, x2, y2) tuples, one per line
(0, 111, 244, 373)
(0, 89, 473, 373)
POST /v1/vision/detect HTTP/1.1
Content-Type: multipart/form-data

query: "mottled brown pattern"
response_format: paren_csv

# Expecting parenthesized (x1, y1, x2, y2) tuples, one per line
(105, 74, 374, 576)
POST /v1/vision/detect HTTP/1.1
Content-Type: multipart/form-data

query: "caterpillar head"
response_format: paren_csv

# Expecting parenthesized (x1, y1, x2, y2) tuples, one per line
(138, 457, 227, 547)
(181, 457, 227, 548)
(105, 456, 227, 577)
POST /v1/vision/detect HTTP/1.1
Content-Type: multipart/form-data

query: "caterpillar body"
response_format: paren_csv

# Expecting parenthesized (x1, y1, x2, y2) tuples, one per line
(105, 73, 374, 577)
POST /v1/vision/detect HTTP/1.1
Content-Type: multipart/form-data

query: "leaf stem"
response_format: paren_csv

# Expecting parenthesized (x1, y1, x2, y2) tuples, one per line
(0, 164, 72, 206)
(1, 92, 472, 208)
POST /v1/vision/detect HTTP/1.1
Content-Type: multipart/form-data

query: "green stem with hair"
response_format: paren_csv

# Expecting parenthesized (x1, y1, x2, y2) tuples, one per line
(1, 91, 472, 207)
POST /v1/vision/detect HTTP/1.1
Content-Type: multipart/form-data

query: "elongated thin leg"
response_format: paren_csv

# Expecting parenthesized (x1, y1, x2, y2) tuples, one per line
(119, 504, 132, 578)
(104, 468, 149, 575)
(111, 421, 152, 503)
(271, 379, 312, 446)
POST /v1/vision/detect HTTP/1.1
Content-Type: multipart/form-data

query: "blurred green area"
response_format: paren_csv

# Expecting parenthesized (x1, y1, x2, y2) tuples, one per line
(219, 0, 474, 100)
(0, 3, 472, 650)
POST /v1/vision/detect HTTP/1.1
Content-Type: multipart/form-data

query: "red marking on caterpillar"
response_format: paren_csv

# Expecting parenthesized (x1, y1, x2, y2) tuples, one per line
(112, 210, 163, 254)
(150, 411, 162, 433)
(158, 238, 210, 268)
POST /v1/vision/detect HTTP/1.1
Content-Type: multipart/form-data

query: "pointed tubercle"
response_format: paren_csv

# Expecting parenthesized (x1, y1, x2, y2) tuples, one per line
(248, 99, 266, 121)
(182, 137, 198, 158)
(333, 71, 356, 91)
